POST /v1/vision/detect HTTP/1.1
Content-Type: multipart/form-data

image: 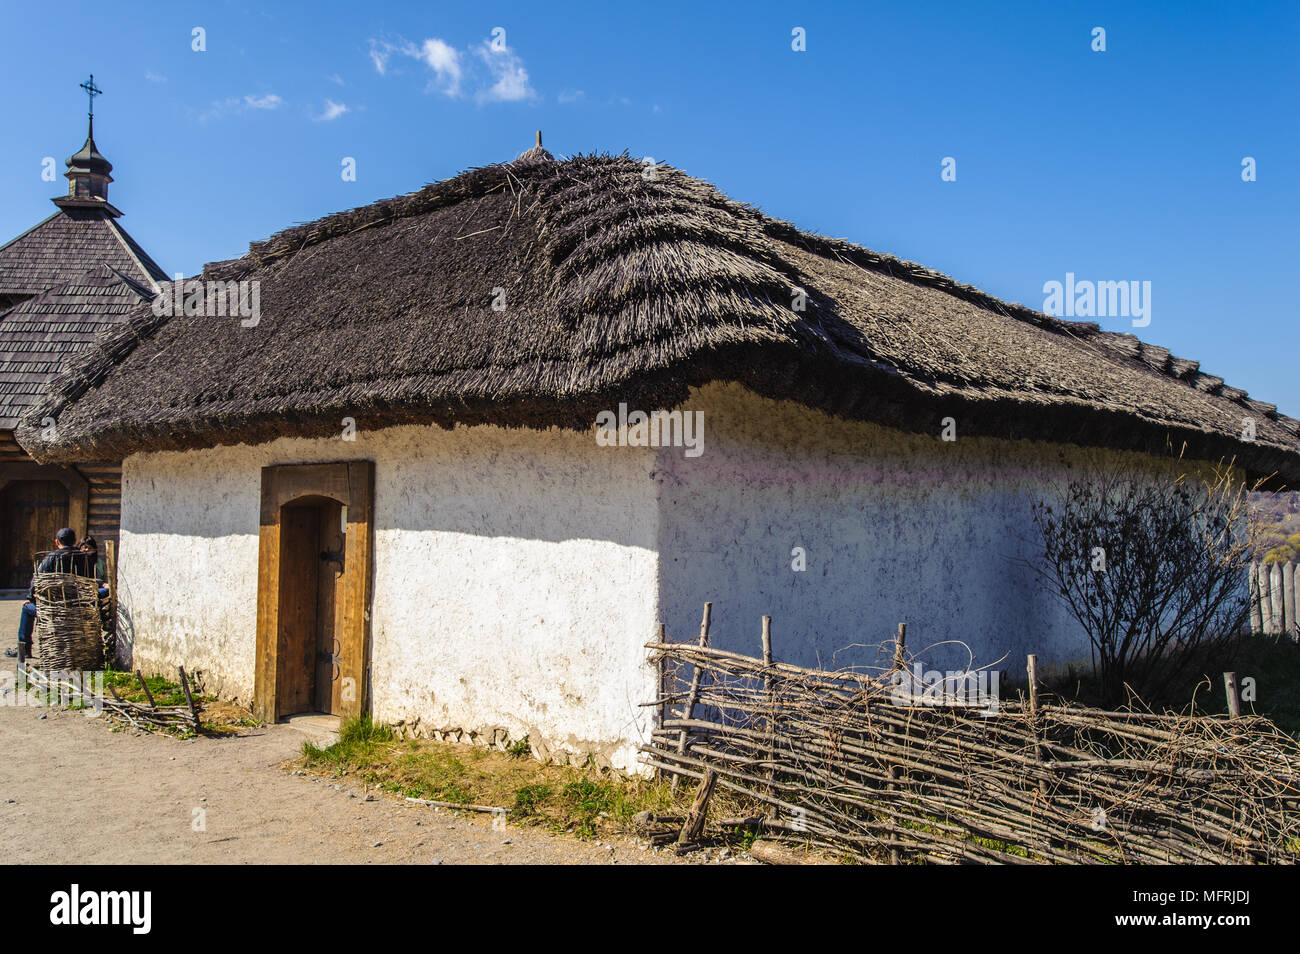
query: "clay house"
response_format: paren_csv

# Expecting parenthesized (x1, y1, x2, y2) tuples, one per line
(19, 143, 1300, 771)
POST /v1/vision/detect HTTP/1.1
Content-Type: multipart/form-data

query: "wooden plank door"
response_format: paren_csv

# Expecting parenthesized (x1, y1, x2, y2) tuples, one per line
(0, 480, 69, 588)
(314, 500, 345, 713)
(254, 461, 374, 723)
(275, 505, 320, 716)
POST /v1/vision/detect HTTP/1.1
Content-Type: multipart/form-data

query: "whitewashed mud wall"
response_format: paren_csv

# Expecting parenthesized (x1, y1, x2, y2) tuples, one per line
(116, 380, 1238, 773)
(655, 383, 1219, 676)
(119, 424, 660, 772)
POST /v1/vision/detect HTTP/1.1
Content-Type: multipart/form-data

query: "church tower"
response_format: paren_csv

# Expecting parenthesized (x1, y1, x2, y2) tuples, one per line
(0, 75, 166, 588)
(58, 77, 117, 208)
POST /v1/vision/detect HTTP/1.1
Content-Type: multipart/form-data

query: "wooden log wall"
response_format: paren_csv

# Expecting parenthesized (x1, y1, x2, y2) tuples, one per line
(79, 461, 122, 558)
(0, 430, 27, 465)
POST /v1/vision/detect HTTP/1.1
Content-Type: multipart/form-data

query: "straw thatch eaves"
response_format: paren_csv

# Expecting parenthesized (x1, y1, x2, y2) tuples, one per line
(16, 151, 1300, 485)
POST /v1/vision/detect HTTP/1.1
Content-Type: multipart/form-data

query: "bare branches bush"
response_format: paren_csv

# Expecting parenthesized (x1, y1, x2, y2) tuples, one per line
(1030, 464, 1256, 706)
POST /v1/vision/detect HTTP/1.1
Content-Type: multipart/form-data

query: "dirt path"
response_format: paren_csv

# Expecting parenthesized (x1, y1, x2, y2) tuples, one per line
(0, 704, 691, 865)
(0, 597, 23, 652)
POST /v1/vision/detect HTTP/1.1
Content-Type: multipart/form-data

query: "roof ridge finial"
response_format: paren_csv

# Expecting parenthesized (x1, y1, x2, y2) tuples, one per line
(514, 130, 551, 162)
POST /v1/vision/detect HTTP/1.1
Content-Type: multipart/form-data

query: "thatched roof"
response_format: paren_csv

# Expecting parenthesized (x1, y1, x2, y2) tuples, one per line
(16, 152, 1300, 484)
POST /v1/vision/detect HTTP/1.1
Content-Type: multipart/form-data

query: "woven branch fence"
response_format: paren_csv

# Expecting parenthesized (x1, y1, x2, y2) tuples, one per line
(642, 611, 1300, 865)
(32, 572, 104, 671)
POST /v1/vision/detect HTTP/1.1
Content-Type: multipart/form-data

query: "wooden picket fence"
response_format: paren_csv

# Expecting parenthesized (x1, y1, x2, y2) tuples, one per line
(1250, 560, 1299, 638)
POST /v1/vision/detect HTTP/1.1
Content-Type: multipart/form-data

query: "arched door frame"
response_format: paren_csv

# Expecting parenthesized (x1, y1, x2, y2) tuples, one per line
(254, 460, 374, 722)
(0, 462, 89, 537)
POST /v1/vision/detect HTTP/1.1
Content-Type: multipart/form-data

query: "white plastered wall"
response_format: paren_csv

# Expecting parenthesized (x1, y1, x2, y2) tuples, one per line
(655, 383, 1226, 677)
(115, 381, 1233, 773)
(119, 423, 660, 772)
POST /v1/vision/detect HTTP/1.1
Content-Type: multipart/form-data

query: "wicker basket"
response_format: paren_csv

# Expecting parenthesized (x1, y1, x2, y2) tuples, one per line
(32, 571, 104, 671)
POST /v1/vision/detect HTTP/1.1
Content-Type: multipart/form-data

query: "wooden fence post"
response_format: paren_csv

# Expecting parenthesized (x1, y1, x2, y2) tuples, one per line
(105, 539, 118, 663)
(677, 769, 717, 846)
(1249, 563, 1263, 636)
(1026, 654, 1046, 794)
(135, 670, 156, 707)
(892, 622, 907, 671)
(655, 622, 667, 731)
(761, 616, 775, 793)
(1224, 672, 1241, 718)
(1285, 561, 1297, 640)
(1258, 564, 1274, 636)
(1270, 563, 1285, 637)
(671, 602, 712, 791)
(1026, 654, 1039, 716)
(178, 666, 202, 731)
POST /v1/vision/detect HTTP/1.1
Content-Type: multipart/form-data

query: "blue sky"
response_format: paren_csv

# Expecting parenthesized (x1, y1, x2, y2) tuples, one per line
(1, 0, 1296, 411)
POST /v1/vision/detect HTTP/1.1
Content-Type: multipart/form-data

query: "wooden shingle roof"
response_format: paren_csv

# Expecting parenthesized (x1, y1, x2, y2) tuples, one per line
(0, 201, 165, 430)
(0, 206, 165, 298)
(0, 264, 155, 428)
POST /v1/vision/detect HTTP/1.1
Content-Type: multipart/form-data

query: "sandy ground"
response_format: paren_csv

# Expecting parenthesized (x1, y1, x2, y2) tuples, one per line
(0, 596, 22, 652)
(0, 702, 699, 865)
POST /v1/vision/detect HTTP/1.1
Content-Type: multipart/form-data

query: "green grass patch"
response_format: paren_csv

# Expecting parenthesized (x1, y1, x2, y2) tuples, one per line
(102, 668, 191, 708)
(296, 716, 748, 840)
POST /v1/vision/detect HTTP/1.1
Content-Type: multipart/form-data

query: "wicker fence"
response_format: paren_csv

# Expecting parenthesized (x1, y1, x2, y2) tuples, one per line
(31, 571, 103, 671)
(642, 608, 1300, 864)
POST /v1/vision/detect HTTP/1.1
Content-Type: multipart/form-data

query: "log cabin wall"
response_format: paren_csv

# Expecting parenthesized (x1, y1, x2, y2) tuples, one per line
(80, 460, 122, 558)
(0, 430, 26, 466)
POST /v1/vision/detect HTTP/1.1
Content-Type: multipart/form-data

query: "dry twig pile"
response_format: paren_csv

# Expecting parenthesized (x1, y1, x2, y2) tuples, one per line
(18, 665, 202, 733)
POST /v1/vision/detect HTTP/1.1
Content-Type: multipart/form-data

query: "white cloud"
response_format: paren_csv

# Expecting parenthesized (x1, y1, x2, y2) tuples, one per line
(313, 99, 350, 121)
(558, 89, 585, 104)
(145, 70, 167, 83)
(244, 93, 283, 110)
(475, 41, 535, 103)
(418, 38, 463, 96)
(196, 93, 285, 122)
(368, 38, 408, 76)
(328, 73, 345, 86)
(369, 33, 535, 103)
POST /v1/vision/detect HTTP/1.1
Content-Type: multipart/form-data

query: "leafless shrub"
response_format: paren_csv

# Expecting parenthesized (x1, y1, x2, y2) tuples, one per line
(1030, 464, 1257, 706)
